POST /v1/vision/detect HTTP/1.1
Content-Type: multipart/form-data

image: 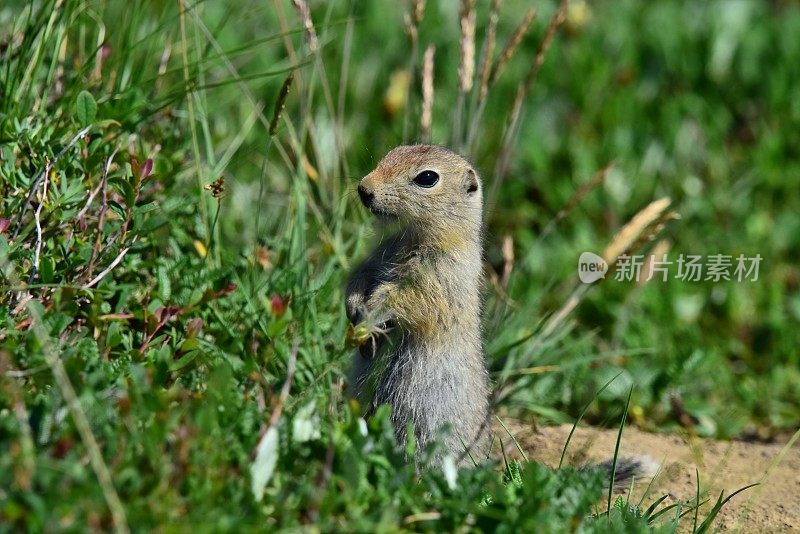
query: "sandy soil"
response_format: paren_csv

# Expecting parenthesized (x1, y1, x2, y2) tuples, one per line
(498, 420, 800, 531)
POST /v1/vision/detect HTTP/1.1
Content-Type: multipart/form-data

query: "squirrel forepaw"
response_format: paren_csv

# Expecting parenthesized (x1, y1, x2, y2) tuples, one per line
(357, 319, 395, 360)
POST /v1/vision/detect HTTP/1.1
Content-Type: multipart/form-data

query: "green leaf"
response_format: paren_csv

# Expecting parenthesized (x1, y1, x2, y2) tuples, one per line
(108, 200, 126, 219)
(178, 337, 200, 353)
(109, 176, 135, 207)
(169, 349, 200, 371)
(76, 90, 97, 125)
(134, 201, 158, 215)
(157, 265, 171, 301)
(39, 256, 55, 283)
(106, 322, 122, 348)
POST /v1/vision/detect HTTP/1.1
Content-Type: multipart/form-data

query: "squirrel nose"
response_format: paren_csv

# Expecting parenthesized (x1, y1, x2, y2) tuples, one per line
(358, 185, 374, 208)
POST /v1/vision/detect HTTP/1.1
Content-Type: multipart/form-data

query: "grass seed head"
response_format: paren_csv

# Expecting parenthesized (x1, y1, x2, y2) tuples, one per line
(458, 0, 476, 93)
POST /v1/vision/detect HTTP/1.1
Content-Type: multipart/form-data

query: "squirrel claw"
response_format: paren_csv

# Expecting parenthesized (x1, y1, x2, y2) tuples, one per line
(357, 319, 396, 360)
(359, 335, 378, 359)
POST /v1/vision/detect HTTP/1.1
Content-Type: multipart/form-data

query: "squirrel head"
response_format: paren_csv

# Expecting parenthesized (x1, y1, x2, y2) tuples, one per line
(357, 145, 483, 245)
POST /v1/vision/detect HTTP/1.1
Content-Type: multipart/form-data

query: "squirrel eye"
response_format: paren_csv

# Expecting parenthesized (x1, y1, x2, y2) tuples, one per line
(413, 170, 439, 188)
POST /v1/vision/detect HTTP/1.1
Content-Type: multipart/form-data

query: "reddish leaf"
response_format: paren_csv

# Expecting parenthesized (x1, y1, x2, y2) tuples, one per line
(52, 437, 75, 459)
(202, 283, 237, 302)
(154, 306, 181, 323)
(140, 158, 153, 179)
(117, 394, 131, 415)
(186, 317, 203, 338)
(271, 294, 287, 317)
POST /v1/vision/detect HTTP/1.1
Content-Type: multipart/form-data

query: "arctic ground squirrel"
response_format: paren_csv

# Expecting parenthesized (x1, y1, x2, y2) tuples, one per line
(346, 144, 490, 462)
(346, 144, 655, 485)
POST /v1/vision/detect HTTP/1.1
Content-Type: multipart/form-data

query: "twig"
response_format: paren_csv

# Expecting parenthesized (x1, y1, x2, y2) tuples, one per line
(13, 125, 91, 239)
(75, 182, 103, 222)
(30, 157, 52, 283)
(81, 240, 135, 289)
(88, 232, 121, 277)
(87, 149, 118, 280)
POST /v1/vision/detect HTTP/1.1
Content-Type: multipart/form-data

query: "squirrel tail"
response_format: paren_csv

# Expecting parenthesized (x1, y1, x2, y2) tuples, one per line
(591, 455, 660, 491)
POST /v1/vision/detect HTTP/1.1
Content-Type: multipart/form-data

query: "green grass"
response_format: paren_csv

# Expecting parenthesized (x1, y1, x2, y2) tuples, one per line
(1, 0, 798, 530)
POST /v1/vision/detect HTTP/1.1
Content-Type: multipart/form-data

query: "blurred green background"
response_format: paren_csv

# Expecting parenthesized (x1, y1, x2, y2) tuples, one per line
(1, 0, 799, 529)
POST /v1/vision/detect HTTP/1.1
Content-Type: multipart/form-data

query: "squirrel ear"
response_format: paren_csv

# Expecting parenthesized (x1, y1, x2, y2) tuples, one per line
(464, 169, 479, 194)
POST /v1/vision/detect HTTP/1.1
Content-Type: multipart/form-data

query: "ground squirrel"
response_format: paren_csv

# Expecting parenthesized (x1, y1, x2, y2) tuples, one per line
(345, 145, 653, 488)
(346, 144, 491, 462)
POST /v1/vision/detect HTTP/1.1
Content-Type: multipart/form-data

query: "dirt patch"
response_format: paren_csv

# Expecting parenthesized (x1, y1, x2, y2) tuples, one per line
(498, 421, 799, 531)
